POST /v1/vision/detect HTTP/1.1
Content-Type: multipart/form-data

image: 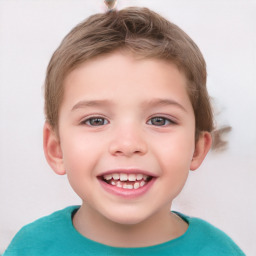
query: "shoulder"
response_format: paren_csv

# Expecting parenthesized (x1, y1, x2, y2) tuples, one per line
(12, 205, 78, 237)
(3, 205, 79, 256)
(175, 212, 245, 255)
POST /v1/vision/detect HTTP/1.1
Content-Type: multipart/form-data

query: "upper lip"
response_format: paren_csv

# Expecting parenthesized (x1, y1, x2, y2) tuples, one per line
(97, 168, 157, 178)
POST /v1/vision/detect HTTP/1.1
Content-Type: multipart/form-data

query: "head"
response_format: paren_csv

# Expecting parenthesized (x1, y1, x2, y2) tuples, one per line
(44, 7, 214, 140)
(43, 7, 213, 226)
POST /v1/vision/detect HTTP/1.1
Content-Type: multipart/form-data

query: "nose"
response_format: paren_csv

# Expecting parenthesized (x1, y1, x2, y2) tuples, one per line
(108, 125, 148, 157)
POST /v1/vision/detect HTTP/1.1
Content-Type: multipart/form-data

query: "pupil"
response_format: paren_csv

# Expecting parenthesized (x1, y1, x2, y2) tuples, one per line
(153, 117, 165, 125)
(91, 118, 104, 126)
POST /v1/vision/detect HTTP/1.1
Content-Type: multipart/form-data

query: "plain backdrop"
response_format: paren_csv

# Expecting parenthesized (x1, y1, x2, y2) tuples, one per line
(0, 0, 255, 255)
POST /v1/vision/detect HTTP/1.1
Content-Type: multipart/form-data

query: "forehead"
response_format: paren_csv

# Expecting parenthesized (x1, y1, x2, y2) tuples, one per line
(61, 51, 192, 111)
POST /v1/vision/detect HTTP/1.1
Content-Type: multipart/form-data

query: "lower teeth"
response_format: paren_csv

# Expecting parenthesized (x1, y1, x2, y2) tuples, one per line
(108, 180, 146, 189)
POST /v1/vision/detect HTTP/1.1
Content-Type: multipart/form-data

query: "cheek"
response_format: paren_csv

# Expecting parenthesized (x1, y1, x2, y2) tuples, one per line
(151, 131, 195, 189)
(156, 131, 195, 163)
(159, 139, 192, 195)
(60, 132, 102, 173)
(60, 134, 103, 200)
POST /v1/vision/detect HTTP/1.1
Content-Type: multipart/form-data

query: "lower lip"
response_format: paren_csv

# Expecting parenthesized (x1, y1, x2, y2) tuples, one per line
(98, 178, 156, 199)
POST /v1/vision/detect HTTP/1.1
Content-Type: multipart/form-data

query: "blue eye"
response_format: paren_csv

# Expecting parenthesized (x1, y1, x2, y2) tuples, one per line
(82, 117, 108, 126)
(147, 117, 175, 126)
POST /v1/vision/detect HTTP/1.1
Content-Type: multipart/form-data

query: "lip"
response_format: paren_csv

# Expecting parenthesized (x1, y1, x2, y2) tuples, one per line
(98, 177, 156, 199)
(97, 168, 157, 177)
(97, 168, 157, 199)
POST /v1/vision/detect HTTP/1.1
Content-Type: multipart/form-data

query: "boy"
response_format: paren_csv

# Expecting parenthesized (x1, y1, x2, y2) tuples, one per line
(3, 6, 245, 255)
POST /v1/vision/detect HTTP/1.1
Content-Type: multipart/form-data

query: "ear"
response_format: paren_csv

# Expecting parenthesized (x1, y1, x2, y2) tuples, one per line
(190, 132, 212, 171)
(43, 122, 66, 175)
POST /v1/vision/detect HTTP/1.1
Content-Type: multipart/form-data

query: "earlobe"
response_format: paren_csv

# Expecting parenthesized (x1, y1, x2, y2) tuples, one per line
(43, 122, 66, 175)
(190, 132, 212, 171)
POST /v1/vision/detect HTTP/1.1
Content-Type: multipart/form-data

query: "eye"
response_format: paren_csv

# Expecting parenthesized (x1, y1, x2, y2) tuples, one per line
(147, 117, 175, 126)
(81, 117, 109, 126)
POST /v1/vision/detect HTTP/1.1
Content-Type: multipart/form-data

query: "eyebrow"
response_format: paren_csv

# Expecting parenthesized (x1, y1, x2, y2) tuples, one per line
(71, 99, 112, 111)
(143, 98, 187, 112)
(71, 98, 187, 112)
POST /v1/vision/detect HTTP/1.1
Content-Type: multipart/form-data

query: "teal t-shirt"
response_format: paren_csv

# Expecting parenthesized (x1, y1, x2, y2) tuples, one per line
(3, 206, 245, 256)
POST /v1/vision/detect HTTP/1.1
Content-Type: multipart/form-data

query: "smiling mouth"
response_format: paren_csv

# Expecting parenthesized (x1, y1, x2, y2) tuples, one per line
(101, 173, 152, 190)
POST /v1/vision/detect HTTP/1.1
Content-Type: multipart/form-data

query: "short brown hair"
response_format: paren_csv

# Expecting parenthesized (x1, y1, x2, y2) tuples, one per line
(44, 7, 214, 142)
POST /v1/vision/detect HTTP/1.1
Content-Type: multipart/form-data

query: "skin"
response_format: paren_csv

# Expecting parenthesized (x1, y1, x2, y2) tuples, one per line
(43, 51, 212, 247)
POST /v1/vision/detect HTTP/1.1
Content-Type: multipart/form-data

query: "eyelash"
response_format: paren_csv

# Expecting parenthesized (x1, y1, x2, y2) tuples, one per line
(147, 116, 176, 126)
(80, 116, 176, 127)
(80, 117, 109, 126)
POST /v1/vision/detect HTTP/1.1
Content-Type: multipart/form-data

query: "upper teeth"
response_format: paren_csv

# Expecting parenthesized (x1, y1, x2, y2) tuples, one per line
(103, 173, 149, 181)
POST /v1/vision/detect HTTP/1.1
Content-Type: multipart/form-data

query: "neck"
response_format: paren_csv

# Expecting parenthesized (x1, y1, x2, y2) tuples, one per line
(72, 203, 188, 247)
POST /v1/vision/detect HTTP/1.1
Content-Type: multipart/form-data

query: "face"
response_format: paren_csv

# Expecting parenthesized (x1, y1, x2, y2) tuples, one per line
(45, 51, 210, 226)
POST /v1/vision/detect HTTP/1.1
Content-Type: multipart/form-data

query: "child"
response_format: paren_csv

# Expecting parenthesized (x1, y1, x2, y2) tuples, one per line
(3, 6, 245, 255)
